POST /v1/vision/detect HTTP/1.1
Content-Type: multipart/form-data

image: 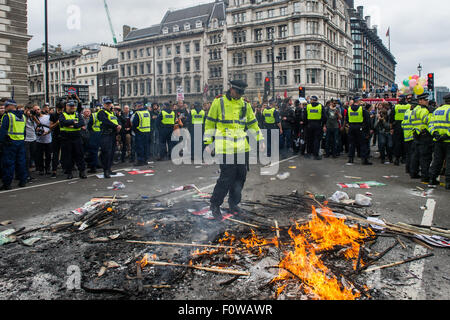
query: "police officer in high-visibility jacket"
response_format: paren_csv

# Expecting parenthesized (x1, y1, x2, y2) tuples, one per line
(132, 101, 151, 166)
(428, 93, 450, 189)
(401, 98, 417, 175)
(59, 100, 87, 180)
(86, 103, 102, 173)
(0, 100, 27, 190)
(262, 100, 282, 158)
(345, 97, 372, 165)
(188, 101, 206, 162)
(410, 93, 433, 183)
(204, 80, 265, 220)
(98, 99, 121, 179)
(305, 96, 326, 160)
(390, 95, 411, 166)
(157, 103, 175, 161)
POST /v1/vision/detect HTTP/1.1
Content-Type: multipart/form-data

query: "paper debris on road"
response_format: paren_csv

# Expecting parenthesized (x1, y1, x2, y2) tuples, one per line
(128, 170, 155, 175)
(96, 172, 125, 179)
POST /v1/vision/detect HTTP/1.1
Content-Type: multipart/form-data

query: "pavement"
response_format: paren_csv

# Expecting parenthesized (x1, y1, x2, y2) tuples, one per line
(1, 151, 449, 300)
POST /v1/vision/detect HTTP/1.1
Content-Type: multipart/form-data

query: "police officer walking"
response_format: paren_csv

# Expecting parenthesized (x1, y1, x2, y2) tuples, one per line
(204, 80, 265, 220)
(59, 100, 87, 180)
(305, 96, 326, 160)
(86, 103, 102, 173)
(410, 93, 433, 183)
(188, 101, 206, 162)
(428, 93, 450, 189)
(401, 98, 417, 175)
(0, 100, 27, 190)
(157, 103, 175, 161)
(98, 99, 121, 179)
(345, 97, 373, 165)
(132, 102, 151, 166)
(390, 95, 411, 166)
(262, 99, 282, 158)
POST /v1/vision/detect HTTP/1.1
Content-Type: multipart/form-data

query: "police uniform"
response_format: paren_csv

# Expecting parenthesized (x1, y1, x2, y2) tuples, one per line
(410, 93, 433, 183)
(98, 101, 120, 179)
(346, 97, 372, 165)
(401, 98, 417, 175)
(205, 80, 264, 219)
(86, 104, 102, 173)
(428, 93, 450, 189)
(132, 102, 151, 166)
(0, 100, 27, 190)
(189, 102, 206, 162)
(59, 101, 87, 180)
(262, 101, 281, 158)
(391, 96, 411, 165)
(157, 103, 175, 161)
(305, 96, 325, 160)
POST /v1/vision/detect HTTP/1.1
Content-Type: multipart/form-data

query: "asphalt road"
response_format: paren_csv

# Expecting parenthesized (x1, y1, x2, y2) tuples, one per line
(1, 152, 449, 300)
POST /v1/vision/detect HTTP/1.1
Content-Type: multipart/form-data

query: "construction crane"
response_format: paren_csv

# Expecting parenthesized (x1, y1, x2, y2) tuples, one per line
(103, 0, 117, 44)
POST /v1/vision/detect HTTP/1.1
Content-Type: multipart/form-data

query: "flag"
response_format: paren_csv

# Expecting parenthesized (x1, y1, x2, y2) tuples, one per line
(363, 81, 367, 92)
(258, 90, 262, 104)
(386, 27, 390, 37)
(284, 90, 288, 99)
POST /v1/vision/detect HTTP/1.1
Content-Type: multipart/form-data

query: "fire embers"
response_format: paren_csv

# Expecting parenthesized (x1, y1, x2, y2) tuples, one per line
(272, 206, 375, 300)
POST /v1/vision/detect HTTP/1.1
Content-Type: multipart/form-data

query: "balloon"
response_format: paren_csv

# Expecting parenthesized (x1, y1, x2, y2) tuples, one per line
(414, 85, 424, 96)
(409, 79, 417, 88)
(409, 76, 413, 80)
(418, 78, 427, 86)
(403, 79, 410, 87)
(412, 75, 419, 80)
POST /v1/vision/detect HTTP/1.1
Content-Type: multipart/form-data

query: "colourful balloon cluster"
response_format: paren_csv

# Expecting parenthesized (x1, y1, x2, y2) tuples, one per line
(399, 75, 428, 96)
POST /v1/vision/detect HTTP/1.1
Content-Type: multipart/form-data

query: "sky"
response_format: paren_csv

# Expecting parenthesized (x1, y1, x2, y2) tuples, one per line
(28, 0, 450, 89)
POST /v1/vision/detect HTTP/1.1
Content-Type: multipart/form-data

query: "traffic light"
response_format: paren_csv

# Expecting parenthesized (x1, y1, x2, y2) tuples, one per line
(298, 86, 305, 98)
(427, 73, 434, 92)
(264, 77, 271, 99)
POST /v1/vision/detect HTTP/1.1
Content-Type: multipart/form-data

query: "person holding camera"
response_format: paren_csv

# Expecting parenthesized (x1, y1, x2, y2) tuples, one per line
(24, 105, 39, 181)
(0, 100, 27, 190)
(35, 105, 52, 176)
(375, 110, 393, 164)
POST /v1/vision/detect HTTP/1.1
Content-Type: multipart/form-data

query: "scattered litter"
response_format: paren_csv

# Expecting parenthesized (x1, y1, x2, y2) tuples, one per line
(415, 235, 450, 248)
(338, 181, 386, 189)
(365, 192, 373, 197)
(21, 237, 41, 247)
(145, 174, 155, 177)
(0, 220, 13, 226)
(107, 182, 125, 191)
(96, 172, 125, 179)
(330, 191, 350, 203)
(141, 196, 150, 200)
(71, 200, 109, 216)
(171, 185, 196, 192)
(344, 176, 362, 179)
(128, 170, 155, 175)
(367, 217, 386, 231)
(412, 189, 434, 198)
(195, 166, 202, 169)
(314, 194, 326, 202)
(68, 181, 78, 185)
(276, 172, 290, 180)
(126, 180, 134, 183)
(289, 166, 297, 169)
(416, 186, 425, 191)
(270, 178, 276, 181)
(355, 194, 372, 207)
(0, 229, 16, 245)
(168, 170, 172, 173)
(383, 176, 399, 179)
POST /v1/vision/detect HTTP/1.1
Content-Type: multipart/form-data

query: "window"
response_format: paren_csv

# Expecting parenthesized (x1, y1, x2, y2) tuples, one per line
(233, 52, 247, 66)
(133, 50, 138, 58)
(279, 25, 288, 38)
(255, 72, 262, 86)
(184, 23, 191, 31)
(194, 59, 200, 71)
(266, 27, 275, 40)
(139, 49, 144, 57)
(280, 7, 287, 16)
(157, 47, 162, 57)
(176, 45, 181, 55)
(147, 47, 152, 56)
(133, 65, 138, 75)
(185, 43, 190, 54)
(294, 46, 301, 59)
(232, 12, 246, 24)
(175, 61, 181, 73)
(157, 63, 163, 75)
(185, 60, 190, 72)
(140, 63, 145, 75)
(167, 80, 172, 94)
(268, 9, 275, 18)
(195, 79, 201, 93)
(233, 30, 246, 43)
(121, 52, 125, 61)
(294, 2, 301, 12)
(306, 1, 319, 12)
(147, 63, 151, 74)
(255, 11, 263, 20)
(157, 81, 163, 95)
(254, 50, 262, 64)
(185, 78, 191, 93)
(133, 82, 138, 95)
(127, 66, 131, 76)
(307, 69, 320, 84)
(306, 44, 321, 59)
(279, 70, 287, 85)
(162, 27, 169, 34)
(195, 20, 202, 28)
(146, 79, 152, 95)
(294, 69, 301, 83)
(278, 47, 287, 61)
(173, 25, 179, 32)
(266, 48, 273, 63)
(166, 62, 172, 74)
(140, 81, 145, 95)
(255, 29, 263, 41)
(195, 42, 200, 53)
(166, 46, 172, 56)
(294, 22, 301, 35)
(307, 21, 319, 34)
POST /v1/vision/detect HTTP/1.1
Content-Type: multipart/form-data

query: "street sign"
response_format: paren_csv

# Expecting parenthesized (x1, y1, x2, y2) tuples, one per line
(362, 98, 399, 104)
(177, 86, 184, 101)
(67, 87, 77, 95)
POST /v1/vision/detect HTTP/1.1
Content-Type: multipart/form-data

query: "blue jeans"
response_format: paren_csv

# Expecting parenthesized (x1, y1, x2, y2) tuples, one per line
(378, 132, 393, 161)
(2, 141, 26, 186)
(279, 128, 292, 151)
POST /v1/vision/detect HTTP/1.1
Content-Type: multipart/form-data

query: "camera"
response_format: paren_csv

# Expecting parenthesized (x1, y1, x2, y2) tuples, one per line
(35, 125, 45, 137)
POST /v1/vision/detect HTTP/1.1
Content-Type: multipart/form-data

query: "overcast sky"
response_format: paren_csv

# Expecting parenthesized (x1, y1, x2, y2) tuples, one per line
(28, 0, 450, 89)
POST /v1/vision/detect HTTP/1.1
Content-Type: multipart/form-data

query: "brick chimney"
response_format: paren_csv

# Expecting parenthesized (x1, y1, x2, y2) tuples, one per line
(123, 25, 131, 39)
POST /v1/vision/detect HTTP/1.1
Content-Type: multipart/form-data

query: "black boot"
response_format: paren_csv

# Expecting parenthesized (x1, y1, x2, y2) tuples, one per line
(428, 179, 438, 188)
(67, 173, 73, 180)
(210, 205, 222, 220)
(88, 168, 97, 174)
(394, 158, 400, 166)
(446, 184, 450, 190)
(230, 205, 244, 215)
(0, 185, 12, 191)
(19, 181, 26, 188)
(362, 159, 373, 166)
(79, 170, 87, 179)
(104, 171, 111, 179)
(347, 158, 354, 164)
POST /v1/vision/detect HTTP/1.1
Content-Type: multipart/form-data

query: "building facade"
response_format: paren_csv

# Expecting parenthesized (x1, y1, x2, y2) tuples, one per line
(436, 86, 449, 106)
(97, 58, 119, 103)
(226, 0, 354, 102)
(0, 0, 32, 105)
(117, 1, 227, 106)
(347, 4, 396, 95)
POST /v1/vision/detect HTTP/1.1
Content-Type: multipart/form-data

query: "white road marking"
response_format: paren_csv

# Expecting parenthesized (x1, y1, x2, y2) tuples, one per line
(264, 155, 299, 168)
(401, 198, 436, 300)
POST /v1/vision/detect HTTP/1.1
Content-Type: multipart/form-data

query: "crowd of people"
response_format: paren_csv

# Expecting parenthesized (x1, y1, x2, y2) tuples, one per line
(0, 89, 448, 191)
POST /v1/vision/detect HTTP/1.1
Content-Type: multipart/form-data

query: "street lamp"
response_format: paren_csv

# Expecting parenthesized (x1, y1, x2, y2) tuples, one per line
(417, 64, 423, 77)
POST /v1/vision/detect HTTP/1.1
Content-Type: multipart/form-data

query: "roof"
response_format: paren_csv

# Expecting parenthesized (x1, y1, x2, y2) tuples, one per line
(125, 25, 160, 41)
(103, 58, 118, 66)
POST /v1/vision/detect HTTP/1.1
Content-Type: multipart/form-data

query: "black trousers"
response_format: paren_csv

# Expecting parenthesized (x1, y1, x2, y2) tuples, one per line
(410, 134, 433, 180)
(25, 141, 36, 177)
(306, 123, 322, 157)
(61, 136, 85, 173)
(348, 126, 368, 160)
(210, 153, 248, 208)
(392, 122, 405, 160)
(36, 142, 52, 173)
(51, 137, 62, 172)
(430, 142, 449, 184)
(404, 141, 413, 174)
(100, 133, 116, 173)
